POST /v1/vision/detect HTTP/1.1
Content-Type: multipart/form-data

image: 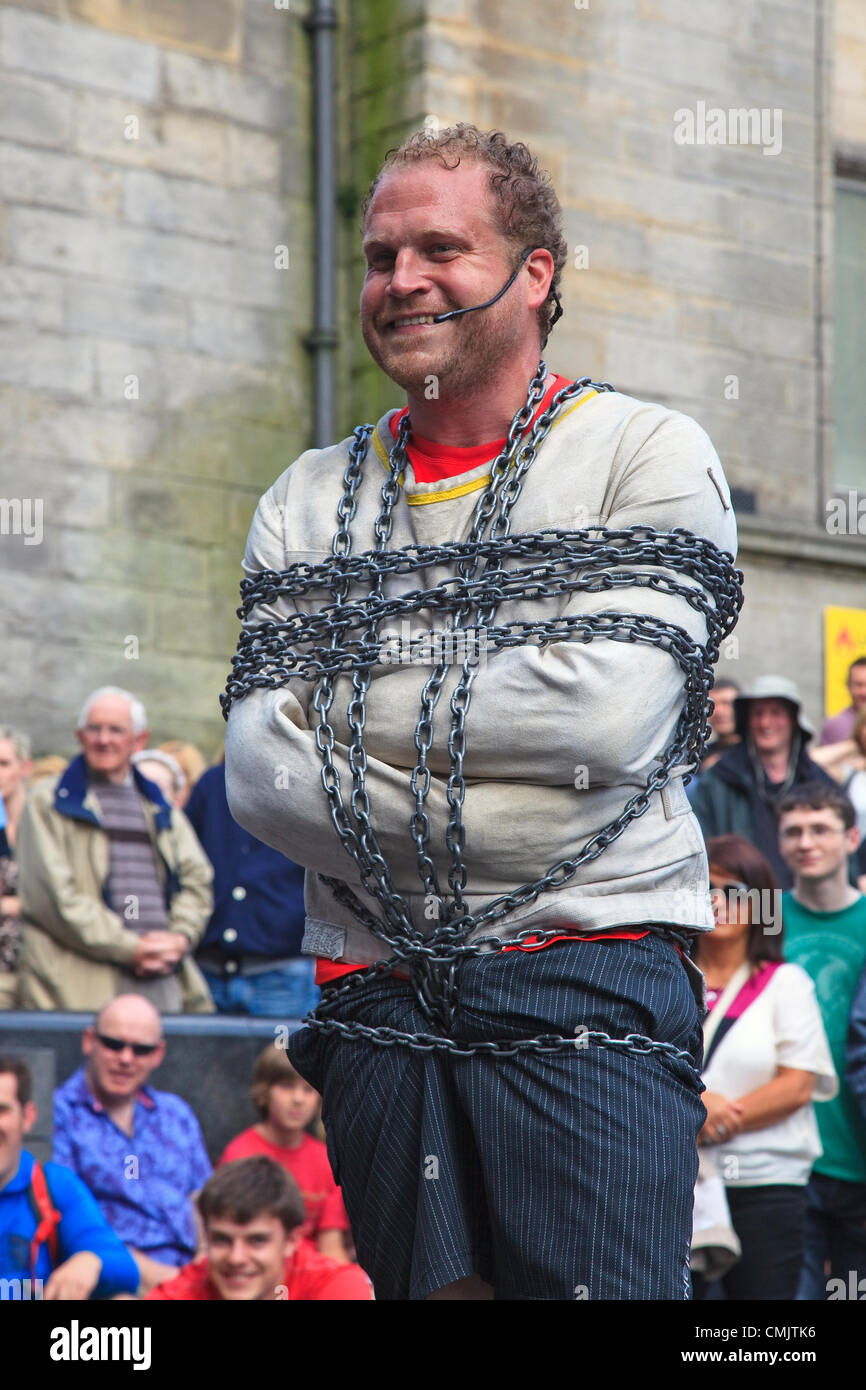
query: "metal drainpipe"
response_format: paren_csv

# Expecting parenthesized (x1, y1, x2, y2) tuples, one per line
(303, 0, 339, 447)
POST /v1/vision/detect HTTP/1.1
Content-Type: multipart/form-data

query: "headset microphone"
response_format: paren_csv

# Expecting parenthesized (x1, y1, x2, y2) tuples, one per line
(429, 247, 563, 333)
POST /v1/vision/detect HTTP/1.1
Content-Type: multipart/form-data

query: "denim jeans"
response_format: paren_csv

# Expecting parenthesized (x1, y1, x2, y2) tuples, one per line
(201, 958, 320, 1019)
(693, 1185, 807, 1301)
(796, 1172, 866, 1300)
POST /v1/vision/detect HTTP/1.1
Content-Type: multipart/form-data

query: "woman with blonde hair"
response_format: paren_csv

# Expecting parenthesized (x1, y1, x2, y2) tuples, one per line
(132, 748, 187, 807)
(157, 740, 208, 808)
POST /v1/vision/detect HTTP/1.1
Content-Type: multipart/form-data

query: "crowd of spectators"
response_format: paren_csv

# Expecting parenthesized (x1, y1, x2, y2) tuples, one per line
(1, 662, 866, 1300)
(0, 686, 317, 1017)
(0, 684, 365, 1299)
(0, 1043, 371, 1301)
(687, 657, 866, 1301)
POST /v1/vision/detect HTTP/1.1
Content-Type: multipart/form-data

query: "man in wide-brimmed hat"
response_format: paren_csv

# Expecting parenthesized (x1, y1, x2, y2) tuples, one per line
(692, 675, 836, 887)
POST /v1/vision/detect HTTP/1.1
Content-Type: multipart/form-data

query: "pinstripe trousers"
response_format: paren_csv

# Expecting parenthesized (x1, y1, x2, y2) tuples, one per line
(287, 933, 705, 1300)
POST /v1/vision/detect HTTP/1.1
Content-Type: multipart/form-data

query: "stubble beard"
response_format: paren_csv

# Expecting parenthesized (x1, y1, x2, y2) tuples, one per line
(361, 299, 533, 403)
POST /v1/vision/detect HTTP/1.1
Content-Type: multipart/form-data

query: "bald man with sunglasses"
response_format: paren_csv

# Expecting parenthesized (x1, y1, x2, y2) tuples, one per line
(52, 995, 212, 1294)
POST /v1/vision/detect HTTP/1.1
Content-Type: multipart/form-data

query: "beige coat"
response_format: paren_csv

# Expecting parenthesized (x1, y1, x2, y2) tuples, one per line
(16, 768, 215, 1012)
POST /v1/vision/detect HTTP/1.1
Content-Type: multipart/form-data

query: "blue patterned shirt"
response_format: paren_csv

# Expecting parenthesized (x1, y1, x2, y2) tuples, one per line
(53, 1068, 212, 1265)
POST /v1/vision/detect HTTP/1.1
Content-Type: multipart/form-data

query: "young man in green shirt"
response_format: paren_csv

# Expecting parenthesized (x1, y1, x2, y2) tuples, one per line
(778, 782, 866, 1299)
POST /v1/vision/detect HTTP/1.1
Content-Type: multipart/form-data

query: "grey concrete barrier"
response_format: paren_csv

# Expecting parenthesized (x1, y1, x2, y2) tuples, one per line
(0, 1011, 306, 1164)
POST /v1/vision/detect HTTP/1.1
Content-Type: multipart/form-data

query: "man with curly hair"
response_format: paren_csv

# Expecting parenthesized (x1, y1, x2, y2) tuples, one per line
(225, 123, 738, 1300)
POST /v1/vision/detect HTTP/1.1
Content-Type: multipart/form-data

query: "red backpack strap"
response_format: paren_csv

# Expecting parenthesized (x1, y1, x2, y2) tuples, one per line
(29, 1161, 62, 1277)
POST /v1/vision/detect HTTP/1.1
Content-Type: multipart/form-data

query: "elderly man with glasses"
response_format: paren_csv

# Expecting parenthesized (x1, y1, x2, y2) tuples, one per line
(52, 994, 212, 1295)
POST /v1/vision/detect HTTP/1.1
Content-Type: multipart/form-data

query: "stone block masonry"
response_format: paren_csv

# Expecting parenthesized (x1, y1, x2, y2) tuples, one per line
(0, 0, 864, 751)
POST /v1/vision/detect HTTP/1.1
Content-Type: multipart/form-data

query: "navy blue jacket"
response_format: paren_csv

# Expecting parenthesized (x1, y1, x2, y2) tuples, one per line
(691, 740, 838, 889)
(184, 764, 305, 960)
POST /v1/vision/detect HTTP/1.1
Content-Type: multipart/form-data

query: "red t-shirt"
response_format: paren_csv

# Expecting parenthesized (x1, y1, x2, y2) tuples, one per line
(387, 372, 574, 482)
(145, 1241, 372, 1301)
(218, 1130, 349, 1238)
(316, 374, 642, 988)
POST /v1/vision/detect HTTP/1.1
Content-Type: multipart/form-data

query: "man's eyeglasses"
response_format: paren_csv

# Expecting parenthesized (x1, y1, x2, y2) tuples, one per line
(779, 825, 846, 841)
(95, 1032, 161, 1057)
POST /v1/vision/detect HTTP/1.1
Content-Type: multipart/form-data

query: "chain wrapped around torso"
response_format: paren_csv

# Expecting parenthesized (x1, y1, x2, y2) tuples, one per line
(221, 364, 744, 1073)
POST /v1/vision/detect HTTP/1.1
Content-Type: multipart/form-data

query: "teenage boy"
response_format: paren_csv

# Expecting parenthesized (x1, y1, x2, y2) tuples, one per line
(218, 1045, 349, 1262)
(778, 782, 866, 1298)
(146, 1157, 371, 1300)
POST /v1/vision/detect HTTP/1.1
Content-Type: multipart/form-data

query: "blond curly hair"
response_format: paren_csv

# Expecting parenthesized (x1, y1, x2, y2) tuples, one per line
(362, 122, 567, 346)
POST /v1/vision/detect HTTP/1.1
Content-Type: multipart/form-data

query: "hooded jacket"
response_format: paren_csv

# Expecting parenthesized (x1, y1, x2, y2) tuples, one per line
(16, 755, 214, 1012)
(690, 737, 836, 887)
(225, 386, 738, 966)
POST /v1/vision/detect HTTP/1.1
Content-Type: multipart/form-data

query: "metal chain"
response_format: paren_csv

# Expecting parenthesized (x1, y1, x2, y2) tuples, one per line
(300, 1015, 704, 1066)
(222, 363, 743, 1072)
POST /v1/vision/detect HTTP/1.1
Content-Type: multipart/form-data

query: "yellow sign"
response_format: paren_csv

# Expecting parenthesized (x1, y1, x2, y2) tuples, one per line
(824, 606, 866, 716)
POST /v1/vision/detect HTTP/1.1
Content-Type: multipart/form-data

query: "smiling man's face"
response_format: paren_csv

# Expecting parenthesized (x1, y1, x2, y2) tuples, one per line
(778, 806, 859, 882)
(76, 694, 148, 783)
(848, 664, 866, 710)
(360, 157, 539, 398)
(748, 699, 794, 760)
(82, 997, 165, 1105)
(206, 1211, 299, 1301)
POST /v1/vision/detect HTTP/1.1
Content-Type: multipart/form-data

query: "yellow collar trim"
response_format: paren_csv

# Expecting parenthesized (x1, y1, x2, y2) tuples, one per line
(370, 389, 599, 505)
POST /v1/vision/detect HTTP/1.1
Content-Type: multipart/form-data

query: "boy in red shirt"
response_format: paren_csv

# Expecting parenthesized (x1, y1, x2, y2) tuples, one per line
(146, 1157, 371, 1301)
(218, 1044, 349, 1262)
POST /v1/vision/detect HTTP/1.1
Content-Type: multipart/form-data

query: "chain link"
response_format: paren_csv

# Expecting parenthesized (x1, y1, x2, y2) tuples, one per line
(222, 364, 743, 1070)
(301, 1015, 703, 1066)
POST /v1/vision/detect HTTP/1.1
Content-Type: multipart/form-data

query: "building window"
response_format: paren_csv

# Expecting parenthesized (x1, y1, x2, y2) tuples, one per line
(834, 180, 866, 490)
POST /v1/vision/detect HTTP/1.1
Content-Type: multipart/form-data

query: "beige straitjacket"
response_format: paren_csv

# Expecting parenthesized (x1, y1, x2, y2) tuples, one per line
(225, 385, 738, 973)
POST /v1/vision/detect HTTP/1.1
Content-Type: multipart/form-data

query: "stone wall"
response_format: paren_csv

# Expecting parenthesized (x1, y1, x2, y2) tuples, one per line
(418, 1, 818, 517)
(0, 0, 310, 755)
(341, 0, 426, 429)
(1, 0, 864, 750)
(412, 0, 864, 725)
(836, 0, 866, 155)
